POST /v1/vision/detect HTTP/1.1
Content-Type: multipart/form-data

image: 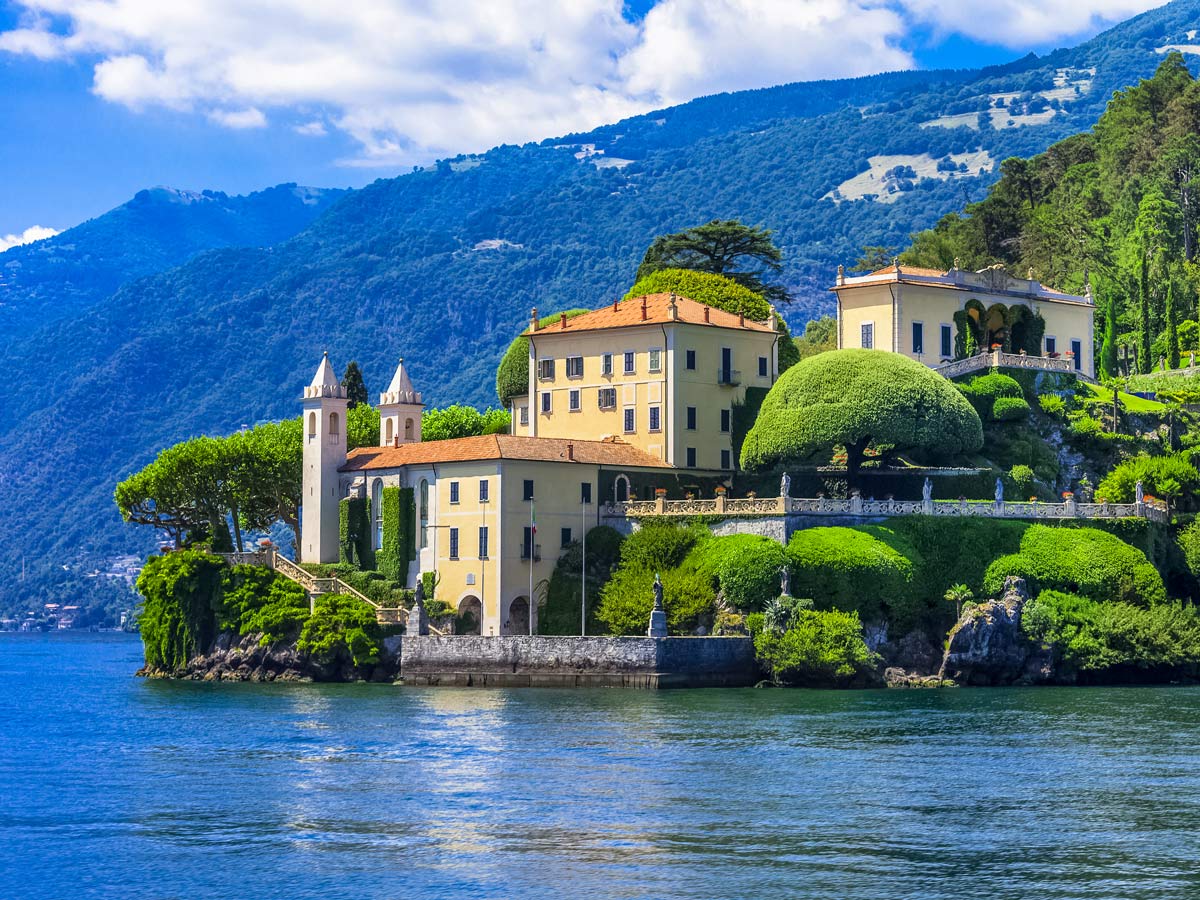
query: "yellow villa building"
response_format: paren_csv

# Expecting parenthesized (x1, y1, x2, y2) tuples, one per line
(832, 261, 1096, 376)
(299, 292, 782, 636)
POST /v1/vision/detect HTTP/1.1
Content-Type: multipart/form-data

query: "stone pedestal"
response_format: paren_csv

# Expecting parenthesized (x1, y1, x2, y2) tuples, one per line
(647, 607, 667, 638)
(409, 597, 429, 636)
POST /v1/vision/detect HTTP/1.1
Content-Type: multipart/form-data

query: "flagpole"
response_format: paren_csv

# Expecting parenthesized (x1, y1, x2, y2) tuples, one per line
(529, 499, 535, 636)
(581, 498, 587, 636)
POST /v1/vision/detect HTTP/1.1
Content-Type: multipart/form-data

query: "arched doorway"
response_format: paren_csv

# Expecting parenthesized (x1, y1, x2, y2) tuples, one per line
(614, 474, 630, 502)
(457, 596, 482, 635)
(504, 597, 530, 635)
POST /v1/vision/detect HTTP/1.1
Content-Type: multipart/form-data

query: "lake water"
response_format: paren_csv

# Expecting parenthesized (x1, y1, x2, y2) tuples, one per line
(2, 633, 1199, 899)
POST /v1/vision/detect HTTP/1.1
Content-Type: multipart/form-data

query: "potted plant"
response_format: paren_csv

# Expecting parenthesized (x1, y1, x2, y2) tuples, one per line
(714, 485, 728, 497)
(654, 487, 668, 498)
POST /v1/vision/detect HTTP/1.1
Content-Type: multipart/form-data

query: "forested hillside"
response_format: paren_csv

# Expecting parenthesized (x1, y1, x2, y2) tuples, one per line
(903, 51, 1200, 376)
(3, 0, 1199, 615)
(0, 184, 345, 334)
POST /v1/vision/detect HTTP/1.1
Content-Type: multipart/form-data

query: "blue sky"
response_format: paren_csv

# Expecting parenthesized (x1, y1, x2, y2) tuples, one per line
(0, 0, 1167, 242)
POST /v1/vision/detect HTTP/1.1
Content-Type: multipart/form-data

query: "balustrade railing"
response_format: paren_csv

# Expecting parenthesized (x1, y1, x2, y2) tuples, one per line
(934, 349, 1095, 383)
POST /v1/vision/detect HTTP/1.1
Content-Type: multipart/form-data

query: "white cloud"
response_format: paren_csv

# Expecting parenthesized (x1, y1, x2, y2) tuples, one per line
(293, 120, 327, 137)
(0, 1, 1170, 167)
(900, 0, 1166, 47)
(0, 225, 61, 253)
(207, 107, 267, 128)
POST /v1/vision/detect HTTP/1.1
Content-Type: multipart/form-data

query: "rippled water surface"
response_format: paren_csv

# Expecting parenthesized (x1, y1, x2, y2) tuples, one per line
(3, 633, 1200, 899)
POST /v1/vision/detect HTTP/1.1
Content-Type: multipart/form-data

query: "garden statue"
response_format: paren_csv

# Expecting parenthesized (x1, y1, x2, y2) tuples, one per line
(410, 579, 429, 636)
(647, 573, 667, 638)
(779, 565, 791, 598)
(780, 471, 791, 498)
(1136, 480, 1145, 505)
(922, 477, 933, 502)
(995, 477, 1004, 504)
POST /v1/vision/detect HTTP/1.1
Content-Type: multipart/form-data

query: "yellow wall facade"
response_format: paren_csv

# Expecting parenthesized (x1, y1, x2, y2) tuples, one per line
(526, 321, 777, 470)
(837, 284, 895, 353)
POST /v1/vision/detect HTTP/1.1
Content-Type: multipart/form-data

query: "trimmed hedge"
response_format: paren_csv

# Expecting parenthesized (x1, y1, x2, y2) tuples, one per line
(338, 496, 374, 569)
(741, 349, 982, 471)
(698, 533, 788, 611)
(983, 525, 1166, 606)
(993, 396, 1031, 421)
(785, 527, 916, 626)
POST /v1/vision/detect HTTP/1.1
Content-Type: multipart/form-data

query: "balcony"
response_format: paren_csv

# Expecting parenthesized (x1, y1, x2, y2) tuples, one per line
(716, 368, 742, 386)
(520, 543, 542, 563)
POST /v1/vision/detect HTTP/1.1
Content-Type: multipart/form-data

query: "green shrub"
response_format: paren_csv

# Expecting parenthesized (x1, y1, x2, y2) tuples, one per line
(1096, 454, 1200, 505)
(338, 497, 373, 568)
(1039, 394, 1066, 416)
(993, 396, 1031, 421)
(741, 349, 982, 472)
(1179, 521, 1200, 580)
(540, 526, 625, 635)
(1022, 590, 1200, 672)
(136, 550, 227, 670)
(422, 405, 510, 441)
(753, 609, 877, 686)
(221, 564, 309, 644)
(785, 527, 915, 625)
(297, 593, 382, 667)
(698, 534, 788, 611)
(970, 372, 1023, 402)
(378, 486, 415, 581)
(983, 525, 1165, 606)
(1008, 464, 1035, 496)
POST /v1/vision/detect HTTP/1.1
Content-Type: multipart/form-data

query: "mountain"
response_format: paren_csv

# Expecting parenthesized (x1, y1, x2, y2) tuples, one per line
(3, 0, 1199, 613)
(0, 183, 346, 333)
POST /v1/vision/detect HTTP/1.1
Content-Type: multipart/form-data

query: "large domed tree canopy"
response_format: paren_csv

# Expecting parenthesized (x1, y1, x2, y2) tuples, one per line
(740, 349, 983, 476)
(495, 308, 590, 406)
(624, 269, 799, 372)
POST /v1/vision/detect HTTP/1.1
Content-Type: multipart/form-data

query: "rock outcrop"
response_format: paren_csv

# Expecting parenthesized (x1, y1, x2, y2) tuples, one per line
(940, 576, 1057, 685)
(138, 631, 402, 683)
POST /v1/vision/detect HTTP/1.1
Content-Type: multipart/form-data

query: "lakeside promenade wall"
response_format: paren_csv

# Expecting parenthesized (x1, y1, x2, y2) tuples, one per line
(398, 635, 758, 688)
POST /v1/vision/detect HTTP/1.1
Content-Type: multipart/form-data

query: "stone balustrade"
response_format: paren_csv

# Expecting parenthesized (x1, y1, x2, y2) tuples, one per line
(602, 495, 1167, 523)
(934, 349, 1095, 383)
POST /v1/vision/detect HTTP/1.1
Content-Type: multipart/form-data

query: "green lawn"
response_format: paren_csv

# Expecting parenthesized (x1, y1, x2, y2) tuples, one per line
(1080, 381, 1166, 413)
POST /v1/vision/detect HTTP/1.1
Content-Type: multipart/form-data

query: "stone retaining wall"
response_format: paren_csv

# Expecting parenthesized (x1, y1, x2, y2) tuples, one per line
(400, 635, 758, 688)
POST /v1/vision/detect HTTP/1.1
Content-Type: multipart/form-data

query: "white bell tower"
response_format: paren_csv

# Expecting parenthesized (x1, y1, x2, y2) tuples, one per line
(301, 352, 349, 563)
(379, 357, 424, 446)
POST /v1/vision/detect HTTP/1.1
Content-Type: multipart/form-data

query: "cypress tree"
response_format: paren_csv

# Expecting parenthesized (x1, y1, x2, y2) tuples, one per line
(1166, 281, 1180, 369)
(1099, 297, 1119, 380)
(341, 361, 369, 408)
(1139, 255, 1152, 374)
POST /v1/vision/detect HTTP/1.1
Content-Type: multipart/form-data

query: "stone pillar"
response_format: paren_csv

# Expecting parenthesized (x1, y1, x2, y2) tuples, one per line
(849, 490, 863, 516)
(409, 580, 430, 636)
(1065, 496, 1077, 517)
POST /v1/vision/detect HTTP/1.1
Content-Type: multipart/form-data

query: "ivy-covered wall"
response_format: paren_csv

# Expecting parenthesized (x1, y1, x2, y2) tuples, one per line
(338, 497, 374, 569)
(378, 486, 416, 582)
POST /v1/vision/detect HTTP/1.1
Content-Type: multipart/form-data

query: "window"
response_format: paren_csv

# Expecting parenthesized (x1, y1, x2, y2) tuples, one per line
(623, 350, 635, 374)
(385, 419, 394, 444)
(649, 405, 661, 432)
(479, 480, 490, 502)
(328, 411, 340, 444)
(448, 527, 459, 560)
(372, 479, 383, 550)
(721, 449, 731, 469)
(449, 481, 460, 504)
(522, 526, 538, 560)
(566, 356, 583, 378)
(541, 392, 551, 414)
(519, 405, 529, 426)
(405, 418, 414, 440)
(941, 324, 953, 359)
(581, 481, 592, 504)
(912, 321, 924, 356)
(478, 526, 489, 559)
(758, 356, 768, 377)
(1071, 339, 1082, 370)
(1045, 336, 1057, 355)
(598, 387, 616, 409)
(687, 406, 696, 430)
(419, 479, 429, 548)
(686, 447, 697, 467)
(569, 389, 580, 411)
(685, 349, 696, 370)
(538, 358, 555, 379)
(720, 409, 731, 432)
(649, 348, 662, 372)
(561, 527, 572, 548)
(623, 407, 635, 433)
(523, 479, 535, 501)
(602, 353, 613, 376)
(861, 322, 874, 349)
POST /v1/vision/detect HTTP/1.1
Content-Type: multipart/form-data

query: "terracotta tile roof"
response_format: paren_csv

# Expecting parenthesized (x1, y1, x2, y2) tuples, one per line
(340, 433, 674, 472)
(526, 293, 774, 336)
(868, 264, 946, 277)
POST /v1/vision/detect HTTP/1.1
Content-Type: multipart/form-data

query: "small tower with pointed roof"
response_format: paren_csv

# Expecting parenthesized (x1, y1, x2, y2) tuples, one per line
(378, 357, 424, 447)
(301, 352, 349, 564)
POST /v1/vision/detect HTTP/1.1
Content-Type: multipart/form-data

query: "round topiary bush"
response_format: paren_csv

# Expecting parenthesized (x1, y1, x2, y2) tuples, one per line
(696, 533, 788, 611)
(992, 396, 1031, 421)
(740, 349, 983, 473)
(982, 525, 1166, 606)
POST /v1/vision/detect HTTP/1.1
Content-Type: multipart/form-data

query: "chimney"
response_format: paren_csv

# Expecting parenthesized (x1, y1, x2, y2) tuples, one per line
(738, 311, 745, 327)
(394, 436, 400, 448)
(560, 312, 567, 329)
(613, 298, 619, 311)
(566, 442, 574, 461)
(641, 296, 648, 321)
(768, 304, 778, 332)
(530, 306, 539, 331)
(837, 263, 845, 285)
(703, 305, 710, 323)
(667, 292, 679, 321)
